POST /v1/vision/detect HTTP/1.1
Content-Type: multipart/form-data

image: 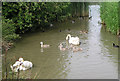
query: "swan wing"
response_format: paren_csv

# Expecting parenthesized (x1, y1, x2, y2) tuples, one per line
(71, 37, 79, 40)
(15, 61, 21, 66)
(23, 61, 33, 69)
(19, 65, 24, 70)
(69, 37, 80, 45)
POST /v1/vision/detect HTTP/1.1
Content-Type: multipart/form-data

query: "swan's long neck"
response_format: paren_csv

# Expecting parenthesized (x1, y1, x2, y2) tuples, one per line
(10, 65, 13, 70)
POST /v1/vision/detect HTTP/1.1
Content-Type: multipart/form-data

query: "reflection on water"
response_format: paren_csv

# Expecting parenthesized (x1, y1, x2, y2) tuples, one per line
(3, 5, 118, 79)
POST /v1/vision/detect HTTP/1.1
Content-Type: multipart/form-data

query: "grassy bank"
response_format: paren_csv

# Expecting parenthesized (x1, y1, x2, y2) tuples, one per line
(100, 2, 119, 35)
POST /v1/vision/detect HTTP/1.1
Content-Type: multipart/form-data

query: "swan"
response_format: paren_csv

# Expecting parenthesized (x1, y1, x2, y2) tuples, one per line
(80, 30, 88, 34)
(40, 42, 50, 48)
(10, 65, 19, 72)
(10, 63, 28, 72)
(19, 58, 33, 69)
(10, 60, 21, 72)
(13, 61, 21, 67)
(58, 43, 67, 51)
(72, 46, 82, 52)
(10, 58, 33, 72)
(10, 60, 20, 70)
(21, 61, 33, 69)
(18, 63, 29, 71)
(66, 34, 80, 45)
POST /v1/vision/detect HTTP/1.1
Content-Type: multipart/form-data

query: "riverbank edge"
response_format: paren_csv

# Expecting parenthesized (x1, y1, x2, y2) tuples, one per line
(1, 15, 90, 54)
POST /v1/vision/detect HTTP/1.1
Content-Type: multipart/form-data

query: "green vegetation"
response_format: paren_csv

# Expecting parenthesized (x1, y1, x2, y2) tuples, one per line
(2, 17, 20, 42)
(2, 2, 89, 42)
(2, 2, 71, 34)
(100, 2, 119, 35)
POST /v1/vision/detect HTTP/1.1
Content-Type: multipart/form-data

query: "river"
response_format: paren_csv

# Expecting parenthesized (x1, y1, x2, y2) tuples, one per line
(3, 4, 118, 79)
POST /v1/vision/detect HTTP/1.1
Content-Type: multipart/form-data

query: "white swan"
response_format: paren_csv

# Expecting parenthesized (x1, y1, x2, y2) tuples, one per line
(10, 65, 19, 72)
(40, 42, 50, 48)
(10, 58, 33, 72)
(10, 63, 28, 72)
(19, 58, 33, 69)
(17, 62, 30, 71)
(13, 61, 21, 67)
(21, 61, 33, 69)
(66, 34, 80, 45)
(10, 60, 21, 72)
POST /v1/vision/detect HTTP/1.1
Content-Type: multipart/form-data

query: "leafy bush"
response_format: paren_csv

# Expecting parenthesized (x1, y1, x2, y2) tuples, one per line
(2, 17, 20, 41)
(2, 2, 89, 34)
(2, 2, 71, 33)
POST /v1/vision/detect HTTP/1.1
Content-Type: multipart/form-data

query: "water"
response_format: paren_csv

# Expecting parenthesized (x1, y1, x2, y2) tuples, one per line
(3, 5, 118, 79)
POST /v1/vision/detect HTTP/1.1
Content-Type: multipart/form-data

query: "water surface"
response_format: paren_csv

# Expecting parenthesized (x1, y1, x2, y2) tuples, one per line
(4, 5, 118, 79)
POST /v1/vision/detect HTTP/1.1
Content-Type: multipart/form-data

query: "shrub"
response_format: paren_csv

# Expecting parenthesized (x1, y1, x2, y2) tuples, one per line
(2, 17, 20, 42)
